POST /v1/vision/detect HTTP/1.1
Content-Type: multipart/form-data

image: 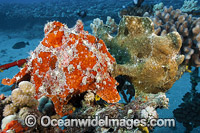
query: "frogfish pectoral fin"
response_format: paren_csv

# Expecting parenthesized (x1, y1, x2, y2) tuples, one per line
(96, 86, 120, 103)
(1, 65, 29, 86)
(50, 95, 71, 117)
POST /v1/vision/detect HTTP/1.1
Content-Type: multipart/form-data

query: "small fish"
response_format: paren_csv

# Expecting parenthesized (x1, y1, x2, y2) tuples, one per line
(12, 41, 29, 49)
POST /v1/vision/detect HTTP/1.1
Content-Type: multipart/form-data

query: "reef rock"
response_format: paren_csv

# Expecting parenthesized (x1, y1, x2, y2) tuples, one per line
(91, 16, 184, 93)
(144, 6, 200, 67)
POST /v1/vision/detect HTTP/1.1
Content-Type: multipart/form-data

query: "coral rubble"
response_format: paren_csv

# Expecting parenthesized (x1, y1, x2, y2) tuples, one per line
(61, 92, 168, 132)
(0, 15, 182, 132)
(91, 16, 184, 94)
(2, 20, 120, 116)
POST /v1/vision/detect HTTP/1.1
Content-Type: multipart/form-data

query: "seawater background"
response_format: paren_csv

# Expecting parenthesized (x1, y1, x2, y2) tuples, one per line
(0, 0, 200, 132)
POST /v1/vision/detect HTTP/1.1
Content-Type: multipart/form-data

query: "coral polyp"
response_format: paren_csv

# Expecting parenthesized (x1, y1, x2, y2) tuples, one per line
(1, 20, 120, 116)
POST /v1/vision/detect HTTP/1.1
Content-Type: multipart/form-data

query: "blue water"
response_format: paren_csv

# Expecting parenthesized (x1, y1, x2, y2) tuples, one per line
(0, 0, 200, 132)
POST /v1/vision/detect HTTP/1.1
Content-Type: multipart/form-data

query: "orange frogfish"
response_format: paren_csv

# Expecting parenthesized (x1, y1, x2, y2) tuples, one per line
(2, 20, 120, 116)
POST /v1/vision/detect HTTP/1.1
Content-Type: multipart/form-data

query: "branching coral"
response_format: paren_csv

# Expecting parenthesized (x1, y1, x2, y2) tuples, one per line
(153, 2, 164, 13)
(90, 16, 118, 37)
(180, 0, 200, 13)
(3, 81, 38, 117)
(144, 6, 200, 67)
(91, 16, 184, 94)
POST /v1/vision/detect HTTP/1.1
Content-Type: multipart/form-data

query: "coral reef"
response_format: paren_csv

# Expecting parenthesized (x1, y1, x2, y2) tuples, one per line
(60, 92, 168, 132)
(90, 16, 184, 94)
(0, 15, 183, 132)
(2, 20, 120, 116)
(1, 105, 45, 132)
(1, 92, 167, 133)
(2, 81, 38, 117)
(0, 86, 169, 133)
(180, 0, 200, 13)
(144, 6, 200, 67)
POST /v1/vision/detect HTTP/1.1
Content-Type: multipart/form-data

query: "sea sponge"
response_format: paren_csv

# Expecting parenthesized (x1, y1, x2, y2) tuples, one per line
(62, 92, 168, 132)
(91, 16, 184, 94)
(38, 96, 48, 112)
(38, 96, 56, 116)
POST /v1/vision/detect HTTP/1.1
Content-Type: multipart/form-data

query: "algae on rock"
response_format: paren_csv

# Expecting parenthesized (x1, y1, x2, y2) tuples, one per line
(91, 16, 184, 94)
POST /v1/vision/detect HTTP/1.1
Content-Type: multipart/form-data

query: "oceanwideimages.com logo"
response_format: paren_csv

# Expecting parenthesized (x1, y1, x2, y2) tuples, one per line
(25, 115, 176, 129)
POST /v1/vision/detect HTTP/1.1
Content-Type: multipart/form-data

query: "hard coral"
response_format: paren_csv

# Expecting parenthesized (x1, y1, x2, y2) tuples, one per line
(153, 2, 164, 14)
(91, 16, 184, 94)
(180, 0, 200, 13)
(144, 6, 200, 67)
(2, 20, 120, 116)
(3, 81, 38, 117)
(173, 89, 200, 132)
(62, 92, 168, 132)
